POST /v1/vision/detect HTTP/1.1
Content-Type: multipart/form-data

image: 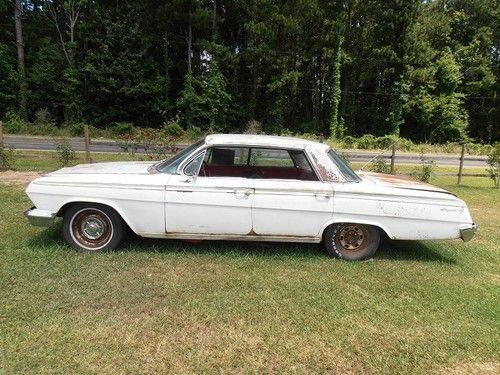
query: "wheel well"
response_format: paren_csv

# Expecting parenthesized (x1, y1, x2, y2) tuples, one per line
(57, 201, 132, 231)
(321, 222, 389, 242)
(57, 201, 82, 217)
(58, 201, 112, 216)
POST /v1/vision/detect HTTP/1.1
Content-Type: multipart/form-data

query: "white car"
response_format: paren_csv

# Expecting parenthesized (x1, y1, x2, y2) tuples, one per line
(25, 134, 476, 260)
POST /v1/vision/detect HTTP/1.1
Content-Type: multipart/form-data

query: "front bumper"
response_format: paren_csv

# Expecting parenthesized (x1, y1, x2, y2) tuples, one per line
(460, 224, 477, 242)
(24, 207, 56, 227)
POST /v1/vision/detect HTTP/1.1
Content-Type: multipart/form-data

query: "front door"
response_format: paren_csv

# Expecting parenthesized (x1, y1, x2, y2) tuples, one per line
(165, 149, 254, 235)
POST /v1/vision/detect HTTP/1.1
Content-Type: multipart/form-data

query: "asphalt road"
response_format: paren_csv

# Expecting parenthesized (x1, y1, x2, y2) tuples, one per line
(3, 135, 488, 167)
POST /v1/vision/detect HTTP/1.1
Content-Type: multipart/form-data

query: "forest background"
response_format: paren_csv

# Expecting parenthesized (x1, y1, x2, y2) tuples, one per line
(0, 0, 498, 145)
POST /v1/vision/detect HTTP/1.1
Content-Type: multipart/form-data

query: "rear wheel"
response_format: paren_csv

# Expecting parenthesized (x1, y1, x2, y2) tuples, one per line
(324, 223, 380, 260)
(63, 204, 124, 252)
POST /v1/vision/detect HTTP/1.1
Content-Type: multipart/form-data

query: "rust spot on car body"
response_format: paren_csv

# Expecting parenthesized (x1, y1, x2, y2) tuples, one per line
(358, 172, 451, 194)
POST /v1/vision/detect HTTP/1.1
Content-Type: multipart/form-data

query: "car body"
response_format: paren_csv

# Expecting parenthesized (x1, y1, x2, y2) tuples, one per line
(25, 134, 476, 260)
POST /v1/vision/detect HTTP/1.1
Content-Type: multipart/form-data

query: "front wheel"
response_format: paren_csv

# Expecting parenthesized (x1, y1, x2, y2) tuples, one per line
(63, 204, 124, 252)
(324, 223, 380, 260)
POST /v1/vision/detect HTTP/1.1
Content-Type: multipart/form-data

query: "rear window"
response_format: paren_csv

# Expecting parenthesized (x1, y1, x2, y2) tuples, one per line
(327, 149, 360, 182)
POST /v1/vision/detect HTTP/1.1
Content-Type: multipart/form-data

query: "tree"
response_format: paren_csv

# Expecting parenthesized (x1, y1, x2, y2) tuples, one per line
(0, 0, 498, 143)
(81, 3, 168, 127)
(403, 49, 468, 143)
(177, 71, 204, 129)
(330, 35, 343, 138)
(13, 0, 27, 119)
(0, 0, 16, 118)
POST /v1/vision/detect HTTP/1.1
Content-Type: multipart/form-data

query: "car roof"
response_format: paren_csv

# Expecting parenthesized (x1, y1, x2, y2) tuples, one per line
(204, 134, 330, 151)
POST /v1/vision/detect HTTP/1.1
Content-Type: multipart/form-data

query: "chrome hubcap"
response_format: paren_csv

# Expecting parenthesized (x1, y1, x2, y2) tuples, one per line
(81, 215, 105, 240)
(339, 225, 364, 251)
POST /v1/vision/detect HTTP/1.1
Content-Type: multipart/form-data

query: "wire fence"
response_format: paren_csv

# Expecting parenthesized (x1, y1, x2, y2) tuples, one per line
(0, 121, 492, 185)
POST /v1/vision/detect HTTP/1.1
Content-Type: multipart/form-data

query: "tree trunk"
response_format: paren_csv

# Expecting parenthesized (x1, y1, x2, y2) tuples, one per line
(187, 16, 192, 73)
(14, 0, 27, 119)
(212, 0, 217, 41)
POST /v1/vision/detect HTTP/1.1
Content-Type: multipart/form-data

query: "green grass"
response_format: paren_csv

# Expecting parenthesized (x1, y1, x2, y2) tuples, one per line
(1, 170, 499, 373)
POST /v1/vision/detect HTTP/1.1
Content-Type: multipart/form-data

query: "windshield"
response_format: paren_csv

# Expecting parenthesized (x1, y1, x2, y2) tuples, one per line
(155, 139, 204, 174)
(327, 149, 360, 182)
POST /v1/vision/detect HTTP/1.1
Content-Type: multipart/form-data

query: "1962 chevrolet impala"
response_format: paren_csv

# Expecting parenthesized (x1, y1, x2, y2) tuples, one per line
(25, 134, 476, 260)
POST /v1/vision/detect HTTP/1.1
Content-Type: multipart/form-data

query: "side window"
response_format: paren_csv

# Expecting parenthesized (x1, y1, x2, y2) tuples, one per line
(206, 147, 249, 166)
(249, 148, 294, 167)
(289, 150, 318, 181)
(200, 147, 250, 178)
(247, 148, 318, 181)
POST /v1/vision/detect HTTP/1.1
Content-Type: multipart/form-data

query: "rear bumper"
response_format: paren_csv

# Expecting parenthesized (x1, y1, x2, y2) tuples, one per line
(24, 207, 56, 227)
(460, 224, 477, 242)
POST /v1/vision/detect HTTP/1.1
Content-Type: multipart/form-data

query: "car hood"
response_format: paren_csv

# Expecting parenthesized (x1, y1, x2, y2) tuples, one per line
(357, 171, 451, 194)
(47, 161, 156, 176)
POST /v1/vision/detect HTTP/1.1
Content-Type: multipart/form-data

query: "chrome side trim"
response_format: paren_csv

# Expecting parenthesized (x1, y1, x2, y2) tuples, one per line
(24, 207, 56, 227)
(136, 232, 322, 243)
(460, 224, 477, 242)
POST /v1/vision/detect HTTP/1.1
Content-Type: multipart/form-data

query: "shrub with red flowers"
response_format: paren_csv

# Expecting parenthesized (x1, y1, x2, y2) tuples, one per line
(116, 127, 179, 161)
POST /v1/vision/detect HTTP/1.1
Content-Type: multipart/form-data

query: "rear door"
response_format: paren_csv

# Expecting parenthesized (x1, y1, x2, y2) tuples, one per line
(250, 148, 334, 237)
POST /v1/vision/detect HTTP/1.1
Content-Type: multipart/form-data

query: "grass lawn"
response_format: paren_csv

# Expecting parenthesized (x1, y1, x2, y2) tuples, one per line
(0, 163, 499, 373)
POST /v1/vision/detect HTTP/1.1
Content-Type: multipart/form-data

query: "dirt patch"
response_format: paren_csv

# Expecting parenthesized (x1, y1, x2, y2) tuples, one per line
(0, 171, 43, 187)
(436, 362, 500, 374)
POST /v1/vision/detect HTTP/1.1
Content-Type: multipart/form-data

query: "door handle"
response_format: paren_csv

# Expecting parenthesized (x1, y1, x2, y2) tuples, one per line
(314, 193, 332, 199)
(234, 189, 253, 197)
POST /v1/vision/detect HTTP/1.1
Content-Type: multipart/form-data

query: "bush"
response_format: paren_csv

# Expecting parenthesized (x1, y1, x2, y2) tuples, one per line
(0, 145, 15, 170)
(368, 157, 391, 173)
(54, 138, 76, 167)
(442, 142, 460, 154)
(244, 120, 263, 135)
(374, 135, 397, 149)
(186, 126, 203, 140)
(396, 137, 414, 151)
(341, 136, 357, 149)
(280, 129, 294, 137)
(412, 152, 435, 182)
(110, 122, 135, 136)
(300, 133, 319, 141)
(163, 117, 184, 137)
(34, 108, 54, 127)
(468, 143, 493, 156)
(2, 111, 30, 134)
(3, 110, 58, 136)
(67, 123, 85, 137)
(131, 128, 179, 160)
(356, 134, 377, 149)
(486, 143, 500, 188)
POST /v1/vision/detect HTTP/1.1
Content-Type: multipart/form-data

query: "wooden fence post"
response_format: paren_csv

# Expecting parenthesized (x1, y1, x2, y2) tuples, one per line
(84, 124, 91, 163)
(390, 143, 396, 174)
(0, 120, 4, 148)
(457, 143, 466, 185)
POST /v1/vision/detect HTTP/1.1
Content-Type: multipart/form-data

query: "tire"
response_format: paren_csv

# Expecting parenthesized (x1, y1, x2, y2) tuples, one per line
(324, 223, 380, 260)
(63, 203, 124, 252)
